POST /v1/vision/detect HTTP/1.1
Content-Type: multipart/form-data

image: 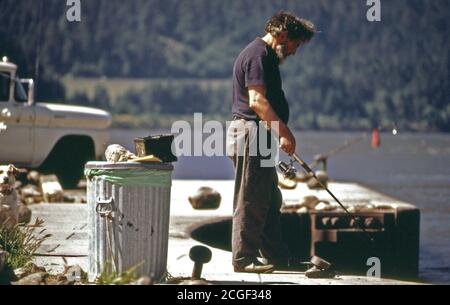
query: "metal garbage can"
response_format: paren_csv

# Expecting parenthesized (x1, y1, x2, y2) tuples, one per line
(85, 161, 173, 282)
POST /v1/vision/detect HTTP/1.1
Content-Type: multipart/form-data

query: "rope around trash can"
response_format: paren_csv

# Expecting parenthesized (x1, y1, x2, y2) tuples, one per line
(96, 195, 118, 273)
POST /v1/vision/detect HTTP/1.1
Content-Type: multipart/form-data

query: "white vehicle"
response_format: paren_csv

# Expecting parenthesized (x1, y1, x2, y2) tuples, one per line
(0, 57, 111, 188)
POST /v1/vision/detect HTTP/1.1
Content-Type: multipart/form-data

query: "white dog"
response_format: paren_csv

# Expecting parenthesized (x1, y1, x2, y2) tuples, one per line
(0, 164, 20, 229)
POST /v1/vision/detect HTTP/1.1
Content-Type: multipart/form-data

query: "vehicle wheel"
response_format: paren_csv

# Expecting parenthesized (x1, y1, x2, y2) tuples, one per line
(44, 137, 95, 189)
(56, 159, 85, 189)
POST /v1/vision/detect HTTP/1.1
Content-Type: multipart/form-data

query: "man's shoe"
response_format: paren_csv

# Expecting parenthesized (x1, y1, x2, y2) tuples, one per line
(234, 261, 275, 274)
(305, 265, 336, 279)
(265, 257, 310, 272)
(305, 256, 336, 278)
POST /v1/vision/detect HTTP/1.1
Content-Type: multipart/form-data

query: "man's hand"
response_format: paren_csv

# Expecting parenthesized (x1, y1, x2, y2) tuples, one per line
(280, 128, 296, 156)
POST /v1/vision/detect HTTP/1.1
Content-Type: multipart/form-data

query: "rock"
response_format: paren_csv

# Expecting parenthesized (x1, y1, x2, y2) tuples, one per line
(297, 206, 309, 214)
(347, 204, 374, 213)
(30, 264, 46, 273)
(300, 196, 320, 209)
(18, 204, 32, 224)
(277, 172, 297, 190)
(295, 172, 311, 182)
(20, 184, 42, 198)
(105, 144, 136, 163)
(63, 194, 76, 203)
(56, 280, 74, 286)
(306, 171, 328, 190)
(51, 274, 74, 286)
(26, 171, 41, 186)
(347, 206, 357, 213)
(179, 279, 211, 285)
(40, 175, 64, 202)
(170, 231, 189, 239)
(365, 204, 375, 210)
(24, 197, 38, 205)
(188, 187, 221, 210)
(64, 265, 86, 283)
(132, 276, 153, 285)
(14, 267, 29, 279)
(14, 262, 46, 279)
(20, 184, 44, 204)
(316, 170, 329, 181)
(13, 272, 48, 285)
(315, 201, 335, 211)
(282, 195, 331, 213)
(282, 196, 332, 212)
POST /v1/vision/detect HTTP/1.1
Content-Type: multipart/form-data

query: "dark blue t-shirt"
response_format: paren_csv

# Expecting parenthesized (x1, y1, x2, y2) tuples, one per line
(232, 37, 289, 124)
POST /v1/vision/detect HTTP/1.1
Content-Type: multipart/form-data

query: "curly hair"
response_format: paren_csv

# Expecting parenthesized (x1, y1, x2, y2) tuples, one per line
(265, 11, 316, 42)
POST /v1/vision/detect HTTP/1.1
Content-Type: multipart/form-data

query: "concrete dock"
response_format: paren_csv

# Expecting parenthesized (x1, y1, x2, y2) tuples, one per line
(31, 180, 423, 285)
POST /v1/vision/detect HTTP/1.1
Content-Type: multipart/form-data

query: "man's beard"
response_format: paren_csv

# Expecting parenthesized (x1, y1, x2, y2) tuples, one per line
(275, 44, 287, 65)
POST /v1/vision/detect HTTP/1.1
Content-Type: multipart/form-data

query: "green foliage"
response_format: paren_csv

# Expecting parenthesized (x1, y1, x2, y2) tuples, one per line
(1, 0, 449, 131)
(0, 218, 52, 270)
(94, 262, 141, 285)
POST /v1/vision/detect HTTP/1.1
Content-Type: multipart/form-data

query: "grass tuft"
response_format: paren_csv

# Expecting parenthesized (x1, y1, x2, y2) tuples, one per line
(94, 262, 143, 285)
(0, 218, 52, 270)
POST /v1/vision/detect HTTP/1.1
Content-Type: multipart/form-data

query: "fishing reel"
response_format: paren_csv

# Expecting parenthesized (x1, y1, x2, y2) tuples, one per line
(278, 159, 297, 180)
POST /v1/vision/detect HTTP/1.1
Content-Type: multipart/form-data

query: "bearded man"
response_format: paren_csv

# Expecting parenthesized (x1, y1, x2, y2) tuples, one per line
(227, 11, 316, 273)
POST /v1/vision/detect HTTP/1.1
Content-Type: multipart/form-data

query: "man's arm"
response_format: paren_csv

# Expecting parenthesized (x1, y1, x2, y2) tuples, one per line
(248, 85, 296, 155)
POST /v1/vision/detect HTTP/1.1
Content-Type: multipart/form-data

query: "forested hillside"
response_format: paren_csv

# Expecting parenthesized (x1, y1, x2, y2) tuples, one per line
(1, 0, 449, 130)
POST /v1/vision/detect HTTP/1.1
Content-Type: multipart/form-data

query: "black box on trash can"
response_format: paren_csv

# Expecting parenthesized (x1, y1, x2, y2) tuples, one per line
(134, 134, 178, 163)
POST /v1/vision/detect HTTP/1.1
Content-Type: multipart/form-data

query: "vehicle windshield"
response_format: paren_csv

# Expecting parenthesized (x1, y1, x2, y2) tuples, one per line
(0, 72, 10, 101)
(14, 75, 28, 102)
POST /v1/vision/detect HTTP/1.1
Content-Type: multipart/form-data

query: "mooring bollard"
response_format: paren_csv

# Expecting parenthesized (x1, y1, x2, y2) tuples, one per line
(189, 246, 212, 280)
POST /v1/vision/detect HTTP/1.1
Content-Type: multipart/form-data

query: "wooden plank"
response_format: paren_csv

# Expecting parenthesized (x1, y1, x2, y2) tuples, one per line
(31, 204, 87, 213)
(36, 239, 88, 256)
(29, 204, 88, 256)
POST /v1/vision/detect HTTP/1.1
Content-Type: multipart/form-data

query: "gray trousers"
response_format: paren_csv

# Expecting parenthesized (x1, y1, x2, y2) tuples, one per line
(227, 120, 289, 268)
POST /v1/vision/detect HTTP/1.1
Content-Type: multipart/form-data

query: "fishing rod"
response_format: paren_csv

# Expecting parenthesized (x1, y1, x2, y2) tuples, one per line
(279, 123, 399, 246)
(309, 133, 368, 170)
(308, 124, 398, 171)
(279, 153, 376, 246)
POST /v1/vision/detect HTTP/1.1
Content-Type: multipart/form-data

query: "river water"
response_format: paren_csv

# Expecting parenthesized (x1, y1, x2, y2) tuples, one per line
(110, 129, 450, 284)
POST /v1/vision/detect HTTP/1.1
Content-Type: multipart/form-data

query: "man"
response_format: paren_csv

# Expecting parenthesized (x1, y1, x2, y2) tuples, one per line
(227, 11, 316, 273)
